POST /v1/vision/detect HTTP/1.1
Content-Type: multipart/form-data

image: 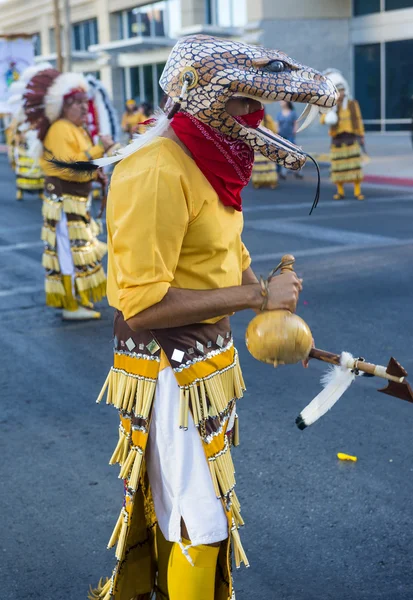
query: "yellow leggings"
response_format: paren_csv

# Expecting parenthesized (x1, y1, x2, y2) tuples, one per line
(156, 529, 220, 600)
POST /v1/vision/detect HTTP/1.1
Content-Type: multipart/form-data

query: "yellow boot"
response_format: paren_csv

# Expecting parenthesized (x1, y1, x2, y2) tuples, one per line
(16, 189, 23, 201)
(156, 528, 173, 599)
(167, 539, 220, 600)
(333, 182, 345, 200)
(61, 275, 101, 320)
(354, 181, 364, 200)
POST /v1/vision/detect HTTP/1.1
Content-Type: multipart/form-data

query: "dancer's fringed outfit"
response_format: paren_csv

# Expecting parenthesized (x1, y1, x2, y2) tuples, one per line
(321, 69, 365, 200)
(7, 119, 44, 201)
(39, 120, 107, 310)
(55, 35, 337, 600)
(251, 113, 278, 189)
(20, 68, 118, 319)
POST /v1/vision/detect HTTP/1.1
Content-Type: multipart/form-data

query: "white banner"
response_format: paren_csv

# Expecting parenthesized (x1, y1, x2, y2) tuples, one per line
(0, 36, 34, 114)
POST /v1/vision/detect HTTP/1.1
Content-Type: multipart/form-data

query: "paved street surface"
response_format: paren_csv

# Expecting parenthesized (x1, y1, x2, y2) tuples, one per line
(1, 153, 413, 600)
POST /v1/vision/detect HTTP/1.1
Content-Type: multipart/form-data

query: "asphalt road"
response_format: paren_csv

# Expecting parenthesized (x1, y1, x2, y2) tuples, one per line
(1, 154, 413, 600)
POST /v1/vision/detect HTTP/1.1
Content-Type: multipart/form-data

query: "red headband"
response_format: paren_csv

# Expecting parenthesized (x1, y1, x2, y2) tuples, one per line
(63, 88, 87, 102)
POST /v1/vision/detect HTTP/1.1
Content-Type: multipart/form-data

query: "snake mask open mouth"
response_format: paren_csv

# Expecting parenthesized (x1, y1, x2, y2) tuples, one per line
(160, 34, 338, 171)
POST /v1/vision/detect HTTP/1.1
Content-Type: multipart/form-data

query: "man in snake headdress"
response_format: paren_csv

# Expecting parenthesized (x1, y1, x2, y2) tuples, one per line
(321, 69, 365, 200)
(59, 35, 337, 600)
(21, 68, 120, 320)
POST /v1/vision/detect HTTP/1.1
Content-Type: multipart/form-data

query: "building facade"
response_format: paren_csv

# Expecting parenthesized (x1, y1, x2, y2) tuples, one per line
(1, 0, 412, 131)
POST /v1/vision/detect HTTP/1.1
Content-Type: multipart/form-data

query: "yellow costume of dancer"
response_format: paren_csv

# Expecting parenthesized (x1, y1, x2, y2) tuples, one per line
(251, 113, 278, 189)
(20, 67, 119, 319)
(321, 70, 365, 200)
(40, 118, 107, 309)
(57, 34, 337, 600)
(7, 117, 44, 201)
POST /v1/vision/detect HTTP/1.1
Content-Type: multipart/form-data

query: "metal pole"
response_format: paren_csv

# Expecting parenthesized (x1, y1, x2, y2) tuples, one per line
(53, 0, 63, 72)
(63, 0, 72, 72)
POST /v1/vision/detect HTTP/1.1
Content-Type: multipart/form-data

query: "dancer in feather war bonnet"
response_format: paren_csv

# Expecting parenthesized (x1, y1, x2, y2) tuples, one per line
(21, 68, 119, 320)
(320, 69, 365, 201)
(57, 35, 337, 599)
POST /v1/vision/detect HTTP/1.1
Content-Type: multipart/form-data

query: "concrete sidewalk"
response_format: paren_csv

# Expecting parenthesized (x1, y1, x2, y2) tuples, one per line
(301, 131, 413, 186)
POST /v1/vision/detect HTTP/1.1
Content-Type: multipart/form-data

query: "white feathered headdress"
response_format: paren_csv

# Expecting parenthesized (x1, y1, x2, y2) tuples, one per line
(323, 68, 351, 109)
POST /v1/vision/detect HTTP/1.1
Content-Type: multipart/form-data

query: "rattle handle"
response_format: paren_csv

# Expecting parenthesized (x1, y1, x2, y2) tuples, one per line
(280, 254, 295, 274)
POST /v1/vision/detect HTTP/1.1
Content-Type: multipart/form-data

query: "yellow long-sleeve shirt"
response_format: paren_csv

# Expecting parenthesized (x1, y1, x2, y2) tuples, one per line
(40, 119, 104, 182)
(106, 137, 251, 322)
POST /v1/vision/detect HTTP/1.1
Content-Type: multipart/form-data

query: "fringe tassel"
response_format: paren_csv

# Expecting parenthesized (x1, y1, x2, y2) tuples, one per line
(213, 443, 236, 498)
(41, 224, 56, 248)
(118, 446, 143, 490)
(96, 370, 111, 404)
(42, 249, 60, 272)
(331, 142, 361, 160)
(178, 353, 245, 429)
(115, 509, 129, 560)
(231, 524, 249, 569)
(179, 388, 189, 429)
(42, 197, 62, 222)
(109, 424, 130, 466)
(71, 240, 107, 267)
(88, 578, 111, 600)
(208, 461, 221, 498)
(62, 194, 89, 217)
(45, 275, 65, 298)
(331, 169, 363, 183)
(90, 217, 102, 237)
(231, 494, 244, 528)
(75, 265, 106, 291)
(67, 221, 94, 242)
(233, 415, 240, 447)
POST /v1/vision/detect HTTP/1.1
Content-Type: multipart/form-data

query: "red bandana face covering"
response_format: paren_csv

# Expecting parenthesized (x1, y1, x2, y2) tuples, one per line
(170, 108, 264, 211)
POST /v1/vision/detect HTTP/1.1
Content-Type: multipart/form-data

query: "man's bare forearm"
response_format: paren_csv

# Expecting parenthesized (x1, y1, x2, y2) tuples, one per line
(242, 266, 259, 285)
(126, 284, 261, 331)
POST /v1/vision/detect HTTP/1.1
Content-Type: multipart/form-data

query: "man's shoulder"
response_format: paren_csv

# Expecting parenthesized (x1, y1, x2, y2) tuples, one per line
(114, 137, 192, 179)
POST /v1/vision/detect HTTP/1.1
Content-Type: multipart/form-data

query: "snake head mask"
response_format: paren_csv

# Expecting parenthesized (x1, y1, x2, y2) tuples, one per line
(160, 34, 338, 170)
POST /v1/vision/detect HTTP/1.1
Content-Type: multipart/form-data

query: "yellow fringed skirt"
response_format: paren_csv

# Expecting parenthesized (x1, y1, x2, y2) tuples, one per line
(330, 133, 363, 183)
(90, 315, 247, 600)
(251, 152, 278, 189)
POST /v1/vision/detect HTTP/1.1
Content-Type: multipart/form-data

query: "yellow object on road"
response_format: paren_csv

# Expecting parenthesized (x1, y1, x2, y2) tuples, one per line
(337, 453, 358, 462)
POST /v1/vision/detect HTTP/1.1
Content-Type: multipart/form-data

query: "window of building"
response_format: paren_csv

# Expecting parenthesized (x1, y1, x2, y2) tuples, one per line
(72, 18, 99, 51)
(385, 0, 413, 9)
(353, 0, 380, 16)
(124, 62, 166, 107)
(118, 1, 167, 39)
(385, 38, 413, 129)
(354, 43, 381, 130)
(33, 34, 41, 56)
(206, 0, 247, 26)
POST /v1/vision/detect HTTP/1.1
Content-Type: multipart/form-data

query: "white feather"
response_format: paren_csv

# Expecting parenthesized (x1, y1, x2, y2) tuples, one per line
(25, 129, 43, 161)
(296, 351, 356, 428)
(92, 110, 170, 168)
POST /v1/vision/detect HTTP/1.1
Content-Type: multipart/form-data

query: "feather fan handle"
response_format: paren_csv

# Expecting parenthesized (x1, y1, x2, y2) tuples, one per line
(296, 352, 356, 429)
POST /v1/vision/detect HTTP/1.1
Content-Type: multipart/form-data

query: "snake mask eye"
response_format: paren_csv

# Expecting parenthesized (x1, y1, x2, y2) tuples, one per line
(265, 60, 286, 73)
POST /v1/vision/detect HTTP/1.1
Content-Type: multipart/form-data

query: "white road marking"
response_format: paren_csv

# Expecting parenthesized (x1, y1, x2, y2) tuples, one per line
(0, 224, 40, 235)
(248, 220, 398, 245)
(252, 238, 413, 262)
(0, 285, 43, 298)
(243, 194, 413, 213)
(0, 241, 42, 252)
